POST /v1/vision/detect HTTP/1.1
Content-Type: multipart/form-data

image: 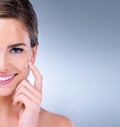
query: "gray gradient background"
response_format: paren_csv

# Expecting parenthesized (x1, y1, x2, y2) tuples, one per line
(29, 0, 120, 127)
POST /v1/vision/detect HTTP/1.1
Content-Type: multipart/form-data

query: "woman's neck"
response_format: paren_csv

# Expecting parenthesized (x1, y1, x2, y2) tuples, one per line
(0, 95, 13, 118)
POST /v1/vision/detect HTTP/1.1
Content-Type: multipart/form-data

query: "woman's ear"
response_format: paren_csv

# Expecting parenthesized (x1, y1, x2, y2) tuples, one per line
(31, 44, 38, 64)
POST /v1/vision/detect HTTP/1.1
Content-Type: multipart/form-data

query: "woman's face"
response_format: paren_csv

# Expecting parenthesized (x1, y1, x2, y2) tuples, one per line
(0, 18, 37, 96)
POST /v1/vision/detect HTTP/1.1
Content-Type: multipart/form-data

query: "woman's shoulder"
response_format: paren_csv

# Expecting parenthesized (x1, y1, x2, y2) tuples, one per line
(38, 108, 74, 127)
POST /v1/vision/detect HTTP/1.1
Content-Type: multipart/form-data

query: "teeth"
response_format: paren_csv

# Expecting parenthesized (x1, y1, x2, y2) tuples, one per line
(0, 75, 14, 81)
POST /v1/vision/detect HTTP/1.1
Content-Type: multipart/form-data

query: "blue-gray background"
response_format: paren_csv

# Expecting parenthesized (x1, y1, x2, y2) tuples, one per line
(30, 0, 120, 127)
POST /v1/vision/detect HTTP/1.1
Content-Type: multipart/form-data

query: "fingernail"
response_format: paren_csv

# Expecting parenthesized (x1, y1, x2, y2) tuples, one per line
(25, 62, 29, 68)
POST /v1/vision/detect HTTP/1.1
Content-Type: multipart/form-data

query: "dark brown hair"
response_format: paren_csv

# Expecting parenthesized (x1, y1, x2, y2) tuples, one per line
(0, 0, 38, 47)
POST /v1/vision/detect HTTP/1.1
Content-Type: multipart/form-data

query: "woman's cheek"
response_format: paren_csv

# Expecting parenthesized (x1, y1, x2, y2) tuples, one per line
(15, 52, 32, 78)
(17, 58, 29, 76)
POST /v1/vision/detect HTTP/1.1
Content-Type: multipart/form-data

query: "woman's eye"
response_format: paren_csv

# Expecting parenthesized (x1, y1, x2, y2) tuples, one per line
(10, 48, 23, 54)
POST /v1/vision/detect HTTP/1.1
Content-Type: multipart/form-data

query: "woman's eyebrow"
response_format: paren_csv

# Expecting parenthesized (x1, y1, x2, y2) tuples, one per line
(7, 43, 27, 48)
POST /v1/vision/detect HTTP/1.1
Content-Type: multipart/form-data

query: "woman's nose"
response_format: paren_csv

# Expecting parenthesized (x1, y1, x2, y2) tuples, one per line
(0, 54, 8, 72)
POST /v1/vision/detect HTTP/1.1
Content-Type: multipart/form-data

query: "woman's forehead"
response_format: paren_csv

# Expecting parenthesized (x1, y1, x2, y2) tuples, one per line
(0, 18, 30, 46)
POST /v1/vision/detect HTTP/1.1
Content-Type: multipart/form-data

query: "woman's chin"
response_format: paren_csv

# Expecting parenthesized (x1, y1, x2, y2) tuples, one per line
(0, 88, 14, 96)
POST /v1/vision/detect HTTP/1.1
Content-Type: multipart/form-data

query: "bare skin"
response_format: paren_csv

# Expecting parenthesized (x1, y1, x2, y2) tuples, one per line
(0, 18, 74, 127)
(0, 63, 73, 127)
(38, 108, 74, 127)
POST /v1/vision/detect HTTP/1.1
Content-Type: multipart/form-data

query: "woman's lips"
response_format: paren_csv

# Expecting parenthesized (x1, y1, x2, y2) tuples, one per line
(0, 74, 17, 85)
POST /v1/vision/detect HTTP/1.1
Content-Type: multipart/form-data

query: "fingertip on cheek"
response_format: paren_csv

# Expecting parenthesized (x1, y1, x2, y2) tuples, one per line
(25, 62, 29, 68)
(25, 61, 33, 68)
(29, 61, 32, 65)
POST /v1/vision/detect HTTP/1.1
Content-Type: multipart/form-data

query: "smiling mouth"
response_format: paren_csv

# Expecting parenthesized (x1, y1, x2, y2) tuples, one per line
(0, 74, 17, 85)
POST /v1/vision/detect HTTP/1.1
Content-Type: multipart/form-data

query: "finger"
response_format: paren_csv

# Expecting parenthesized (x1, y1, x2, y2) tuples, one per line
(28, 62, 42, 81)
(28, 62, 42, 90)
(13, 93, 40, 110)
(14, 80, 41, 98)
(13, 85, 42, 104)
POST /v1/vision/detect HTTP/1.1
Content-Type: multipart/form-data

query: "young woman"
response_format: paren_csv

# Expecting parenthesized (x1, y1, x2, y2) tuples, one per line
(0, 0, 74, 127)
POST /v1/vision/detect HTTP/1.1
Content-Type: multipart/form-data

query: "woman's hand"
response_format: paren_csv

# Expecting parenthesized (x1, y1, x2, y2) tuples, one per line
(12, 62, 42, 127)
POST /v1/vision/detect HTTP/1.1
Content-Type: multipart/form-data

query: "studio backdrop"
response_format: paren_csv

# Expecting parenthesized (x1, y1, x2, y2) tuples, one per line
(30, 0, 120, 127)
